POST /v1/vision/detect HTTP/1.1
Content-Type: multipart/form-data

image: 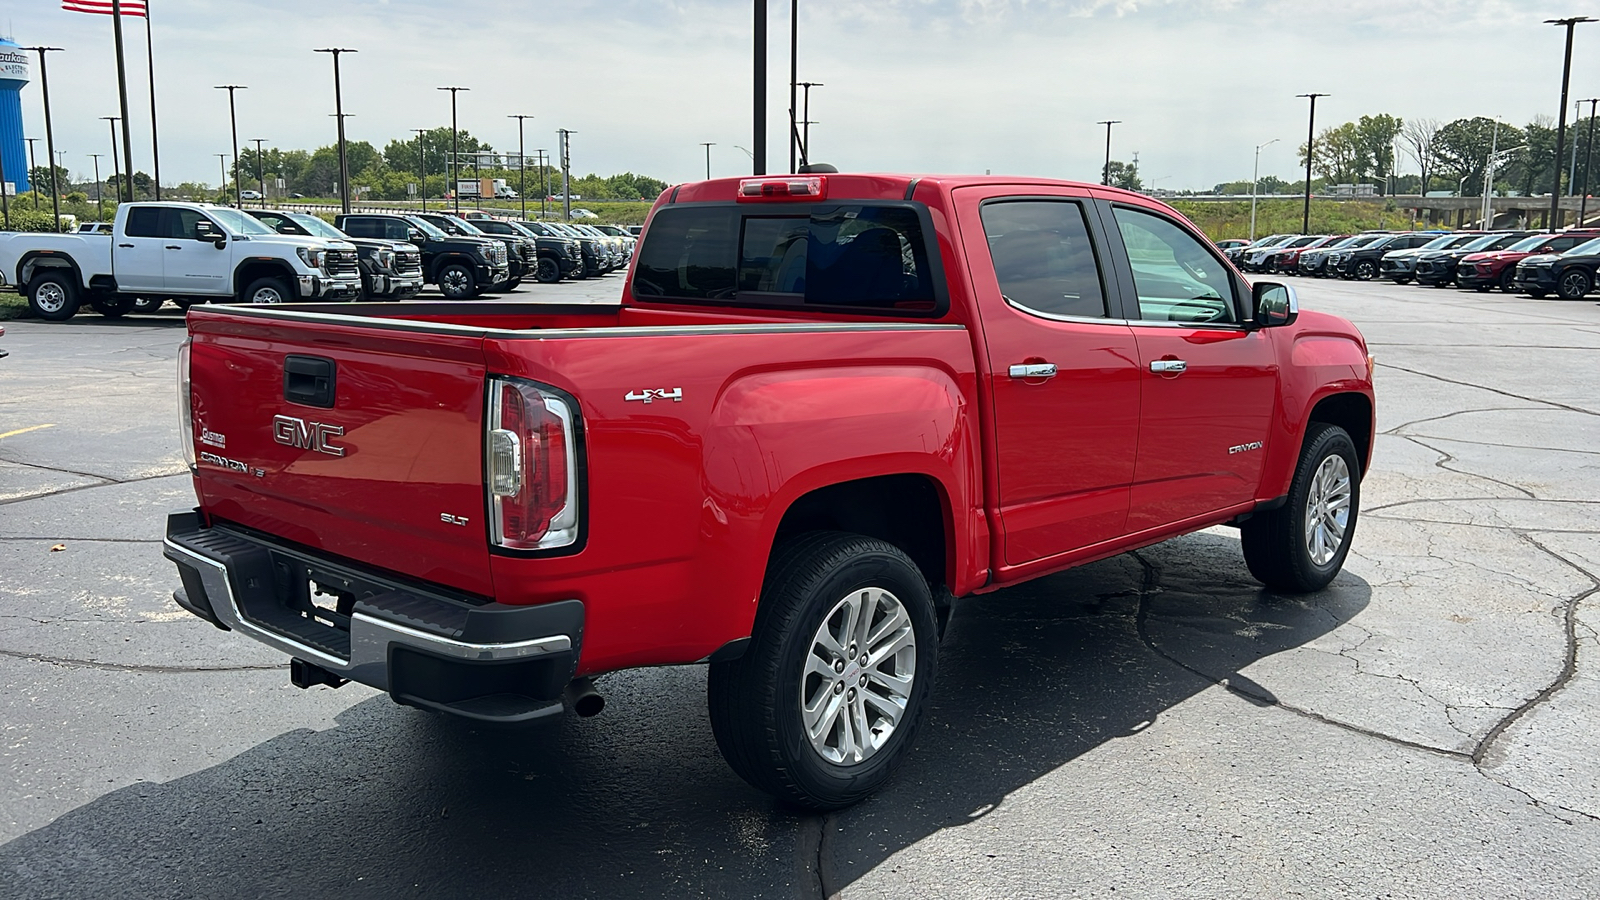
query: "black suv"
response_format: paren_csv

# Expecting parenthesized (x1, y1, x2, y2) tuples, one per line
(336, 213, 509, 299)
(249, 210, 424, 300)
(1329, 232, 1440, 280)
(1380, 233, 1480, 283)
(521, 220, 608, 278)
(414, 213, 530, 292)
(1513, 235, 1600, 299)
(465, 217, 581, 283)
(1412, 232, 1531, 288)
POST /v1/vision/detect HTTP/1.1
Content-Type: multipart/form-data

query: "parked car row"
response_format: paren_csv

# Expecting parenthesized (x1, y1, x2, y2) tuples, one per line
(1217, 226, 1600, 300)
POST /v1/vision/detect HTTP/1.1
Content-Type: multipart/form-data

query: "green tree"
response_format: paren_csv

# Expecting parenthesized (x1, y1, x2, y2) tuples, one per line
(27, 165, 71, 195)
(1506, 118, 1556, 198)
(383, 127, 492, 178)
(1301, 122, 1366, 185)
(1103, 160, 1141, 192)
(1355, 114, 1404, 194)
(1434, 117, 1522, 197)
(106, 171, 154, 200)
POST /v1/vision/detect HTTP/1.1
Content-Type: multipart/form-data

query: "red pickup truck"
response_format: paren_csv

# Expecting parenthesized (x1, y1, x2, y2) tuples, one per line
(164, 173, 1374, 809)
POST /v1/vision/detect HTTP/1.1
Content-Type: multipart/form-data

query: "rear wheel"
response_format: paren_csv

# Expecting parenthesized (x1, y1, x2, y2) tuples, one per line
(708, 532, 938, 810)
(27, 272, 79, 322)
(1241, 423, 1360, 593)
(1556, 268, 1592, 300)
(89, 294, 135, 319)
(437, 263, 475, 299)
(241, 276, 292, 305)
(131, 296, 163, 313)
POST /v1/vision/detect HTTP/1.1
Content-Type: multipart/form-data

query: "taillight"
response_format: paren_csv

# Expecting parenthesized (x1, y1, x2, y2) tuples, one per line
(737, 176, 825, 201)
(487, 377, 580, 551)
(177, 338, 195, 469)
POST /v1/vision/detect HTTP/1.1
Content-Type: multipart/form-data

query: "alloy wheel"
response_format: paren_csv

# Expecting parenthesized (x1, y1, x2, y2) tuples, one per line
(1304, 454, 1352, 567)
(800, 586, 917, 766)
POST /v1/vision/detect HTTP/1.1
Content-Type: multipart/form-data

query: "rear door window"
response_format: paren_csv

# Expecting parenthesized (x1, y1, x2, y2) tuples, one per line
(979, 199, 1108, 319)
(633, 205, 940, 313)
(124, 207, 161, 238)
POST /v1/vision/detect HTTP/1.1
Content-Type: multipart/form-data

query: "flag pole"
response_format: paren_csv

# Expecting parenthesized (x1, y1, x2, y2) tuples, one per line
(144, 1, 160, 200)
(110, 0, 136, 201)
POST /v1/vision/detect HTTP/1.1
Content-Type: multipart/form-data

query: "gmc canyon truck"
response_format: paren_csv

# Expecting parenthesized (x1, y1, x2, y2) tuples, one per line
(164, 173, 1374, 810)
(0, 202, 362, 321)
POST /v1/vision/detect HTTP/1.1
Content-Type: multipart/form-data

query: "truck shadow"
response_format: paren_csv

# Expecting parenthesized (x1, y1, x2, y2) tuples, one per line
(0, 531, 1367, 899)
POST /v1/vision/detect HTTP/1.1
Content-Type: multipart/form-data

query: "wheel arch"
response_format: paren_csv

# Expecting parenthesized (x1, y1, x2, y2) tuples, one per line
(770, 473, 955, 595)
(1307, 391, 1374, 476)
(232, 259, 300, 298)
(18, 251, 85, 291)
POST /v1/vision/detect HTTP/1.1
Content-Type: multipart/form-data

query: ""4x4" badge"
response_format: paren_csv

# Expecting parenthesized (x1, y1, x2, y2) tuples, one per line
(625, 388, 683, 404)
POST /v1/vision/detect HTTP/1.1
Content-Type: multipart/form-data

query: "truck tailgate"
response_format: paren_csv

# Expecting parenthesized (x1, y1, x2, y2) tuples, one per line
(187, 312, 494, 597)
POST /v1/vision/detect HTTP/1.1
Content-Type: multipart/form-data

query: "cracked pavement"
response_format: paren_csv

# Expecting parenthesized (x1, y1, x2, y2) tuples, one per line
(1, 276, 1597, 898)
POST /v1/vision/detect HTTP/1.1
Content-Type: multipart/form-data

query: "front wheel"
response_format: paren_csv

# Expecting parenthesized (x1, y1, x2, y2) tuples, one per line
(1556, 268, 1592, 300)
(535, 258, 561, 283)
(1390, 276, 1411, 285)
(1241, 423, 1360, 592)
(437, 264, 475, 299)
(1499, 269, 1518, 293)
(241, 276, 292, 305)
(708, 532, 938, 810)
(1527, 289, 1548, 299)
(1354, 260, 1377, 280)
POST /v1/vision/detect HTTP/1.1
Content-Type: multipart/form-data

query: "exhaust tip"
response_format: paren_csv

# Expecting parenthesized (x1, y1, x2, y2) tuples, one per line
(564, 677, 605, 717)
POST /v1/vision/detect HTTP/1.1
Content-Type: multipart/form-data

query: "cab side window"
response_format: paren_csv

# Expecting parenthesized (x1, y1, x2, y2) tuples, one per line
(979, 200, 1109, 319)
(341, 217, 381, 239)
(1112, 206, 1238, 325)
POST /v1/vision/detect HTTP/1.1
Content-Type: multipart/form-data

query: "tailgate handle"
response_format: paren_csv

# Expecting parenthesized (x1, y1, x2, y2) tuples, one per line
(284, 355, 337, 408)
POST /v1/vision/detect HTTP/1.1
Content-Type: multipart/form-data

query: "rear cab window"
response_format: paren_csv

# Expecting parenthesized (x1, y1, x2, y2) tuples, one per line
(632, 203, 945, 315)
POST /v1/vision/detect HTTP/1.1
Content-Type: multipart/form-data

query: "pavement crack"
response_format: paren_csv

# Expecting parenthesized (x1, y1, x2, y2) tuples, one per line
(1380, 404, 1545, 436)
(1375, 361, 1598, 418)
(1128, 551, 1469, 762)
(0, 646, 281, 674)
(1391, 433, 1538, 500)
(0, 536, 163, 544)
(0, 470, 187, 507)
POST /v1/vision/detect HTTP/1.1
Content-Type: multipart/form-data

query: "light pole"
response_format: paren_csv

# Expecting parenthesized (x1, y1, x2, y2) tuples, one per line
(214, 154, 227, 202)
(1297, 93, 1328, 234)
(314, 48, 358, 214)
(559, 129, 574, 221)
(753, 0, 767, 176)
(1545, 17, 1593, 227)
(251, 138, 268, 206)
(701, 142, 715, 179)
(412, 128, 428, 211)
(24, 138, 38, 209)
(1250, 138, 1280, 241)
(508, 114, 533, 220)
(788, 0, 799, 173)
(88, 153, 105, 220)
(535, 148, 548, 219)
(0, 144, 8, 229)
(101, 118, 121, 207)
(798, 81, 822, 167)
(1580, 98, 1599, 226)
(1097, 120, 1122, 186)
(438, 86, 469, 215)
(24, 46, 64, 229)
(214, 84, 246, 208)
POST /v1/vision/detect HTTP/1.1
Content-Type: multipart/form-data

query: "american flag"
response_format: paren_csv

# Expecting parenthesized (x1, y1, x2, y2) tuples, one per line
(62, 0, 148, 16)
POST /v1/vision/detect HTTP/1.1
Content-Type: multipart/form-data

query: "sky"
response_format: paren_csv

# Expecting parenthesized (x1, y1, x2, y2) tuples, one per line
(3, 0, 1597, 191)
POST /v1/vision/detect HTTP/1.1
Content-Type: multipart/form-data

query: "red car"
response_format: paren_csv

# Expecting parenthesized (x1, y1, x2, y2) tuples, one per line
(1273, 234, 1348, 275)
(164, 172, 1375, 809)
(1457, 230, 1600, 292)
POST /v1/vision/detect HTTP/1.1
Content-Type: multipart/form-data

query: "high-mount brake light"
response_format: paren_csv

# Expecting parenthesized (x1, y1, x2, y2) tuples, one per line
(486, 377, 580, 551)
(737, 176, 826, 201)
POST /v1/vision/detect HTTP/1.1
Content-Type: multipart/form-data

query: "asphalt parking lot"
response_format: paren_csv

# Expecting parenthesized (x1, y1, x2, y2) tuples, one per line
(1, 274, 1597, 898)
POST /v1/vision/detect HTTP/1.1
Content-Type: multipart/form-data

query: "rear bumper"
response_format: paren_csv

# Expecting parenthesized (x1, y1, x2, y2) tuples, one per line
(163, 511, 583, 723)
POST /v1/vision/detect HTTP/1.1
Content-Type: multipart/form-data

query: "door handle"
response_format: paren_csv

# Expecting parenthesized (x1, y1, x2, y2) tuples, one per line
(117, 243, 134, 248)
(165, 245, 183, 250)
(1008, 363, 1058, 379)
(1150, 359, 1188, 374)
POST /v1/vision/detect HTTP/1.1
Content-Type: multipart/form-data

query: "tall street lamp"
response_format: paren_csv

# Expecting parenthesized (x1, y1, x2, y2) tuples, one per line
(1250, 137, 1280, 241)
(24, 138, 38, 209)
(101, 118, 121, 206)
(214, 153, 228, 201)
(1545, 17, 1593, 227)
(88, 153, 105, 220)
(558, 129, 575, 221)
(535, 148, 548, 219)
(1579, 98, 1599, 226)
(314, 48, 357, 214)
(508, 114, 533, 220)
(1097, 120, 1122, 186)
(701, 142, 715, 180)
(788, 0, 799, 172)
(753, 0, 767, 176)
(24, 46, 64, 229)
(251, 138, 268, 206)
(0, 145, 9, 229)
(412, 128, 428, 211)
(438, 86, 469, 215)
(798, 81, 822, 167)
(1297, 93, 1328, 234)
(214, 84, 246, 207)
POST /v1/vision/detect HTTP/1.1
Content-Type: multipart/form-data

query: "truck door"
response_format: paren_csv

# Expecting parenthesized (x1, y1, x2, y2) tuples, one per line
(954, 187, 1142, 567)
(1095, 197, 1278, 531)
(114, 206, 166, 291)
(163, 207, 234, 295)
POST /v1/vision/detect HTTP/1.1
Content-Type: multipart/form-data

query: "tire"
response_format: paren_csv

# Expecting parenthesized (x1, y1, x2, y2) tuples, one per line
(27, 272, 79, 321)
(89, 294, 135, 319)
(241, 276, 292, 305)
(1499, 269, 1517, 293)
(535, 257, 561, 283)
(437, 263, 475, 299)
(1354, 260, 1377, 280)
(1556, 268, 1592, 300)
(1390, 276, 1411, 285)
(708, 532, 938, 810)
(1241, 423, 1361, 593)
(173, 298, 198, 312)
(1527, 289, 1547, 299)
(131, 296, 163, 314)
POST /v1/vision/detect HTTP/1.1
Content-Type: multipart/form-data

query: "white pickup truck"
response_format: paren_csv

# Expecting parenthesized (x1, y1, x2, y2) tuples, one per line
(0, 201, 363, 321)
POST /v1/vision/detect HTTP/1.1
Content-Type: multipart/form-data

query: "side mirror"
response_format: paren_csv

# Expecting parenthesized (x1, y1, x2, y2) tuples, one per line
(408, 229, 426, 242)
(1251, 281, 1298, 328)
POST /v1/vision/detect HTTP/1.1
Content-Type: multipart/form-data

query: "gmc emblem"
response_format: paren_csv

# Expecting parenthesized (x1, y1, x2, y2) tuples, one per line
(272, 414, 347, 457)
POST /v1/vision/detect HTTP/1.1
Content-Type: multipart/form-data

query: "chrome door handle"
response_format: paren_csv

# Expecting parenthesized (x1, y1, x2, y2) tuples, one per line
(1008, 363, 1058, 379)
(1150, 359, 1188, 374)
